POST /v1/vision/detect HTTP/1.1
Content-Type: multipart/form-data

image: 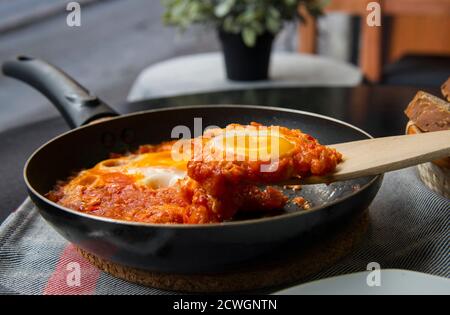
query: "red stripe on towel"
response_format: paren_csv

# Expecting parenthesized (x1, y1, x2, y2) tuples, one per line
(43, 244, 101, 295)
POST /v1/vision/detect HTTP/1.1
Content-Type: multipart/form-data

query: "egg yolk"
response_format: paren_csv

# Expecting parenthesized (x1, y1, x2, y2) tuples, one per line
(132, 151, 187, 171)
(211, 130, 295, 161)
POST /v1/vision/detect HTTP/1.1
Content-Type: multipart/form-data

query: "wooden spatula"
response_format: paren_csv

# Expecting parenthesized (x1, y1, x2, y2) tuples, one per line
(283, 130, 450, 185)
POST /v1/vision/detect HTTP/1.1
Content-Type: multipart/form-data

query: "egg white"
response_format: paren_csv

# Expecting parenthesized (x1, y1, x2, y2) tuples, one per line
(97, 151, 187, 189)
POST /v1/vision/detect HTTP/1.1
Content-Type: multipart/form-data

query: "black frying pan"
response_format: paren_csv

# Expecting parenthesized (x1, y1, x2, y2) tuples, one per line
(2, 56, 382, 273)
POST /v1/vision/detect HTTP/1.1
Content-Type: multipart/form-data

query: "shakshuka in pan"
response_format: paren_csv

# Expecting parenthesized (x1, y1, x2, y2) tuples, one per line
(47, 123, 342, 224)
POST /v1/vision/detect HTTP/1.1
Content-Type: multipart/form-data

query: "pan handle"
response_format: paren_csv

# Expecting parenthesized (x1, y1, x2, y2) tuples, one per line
(2, 56, 118, 128)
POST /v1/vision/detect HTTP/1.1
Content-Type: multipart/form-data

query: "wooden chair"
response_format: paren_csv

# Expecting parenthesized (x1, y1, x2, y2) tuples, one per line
(298, 0, 450, 83)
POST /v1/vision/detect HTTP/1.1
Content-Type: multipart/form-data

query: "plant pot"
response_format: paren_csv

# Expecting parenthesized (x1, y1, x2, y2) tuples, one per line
(218, 30, 274, 81)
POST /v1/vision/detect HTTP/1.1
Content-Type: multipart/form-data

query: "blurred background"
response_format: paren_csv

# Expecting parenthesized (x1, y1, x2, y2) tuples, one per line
(0, 0, 449, 131)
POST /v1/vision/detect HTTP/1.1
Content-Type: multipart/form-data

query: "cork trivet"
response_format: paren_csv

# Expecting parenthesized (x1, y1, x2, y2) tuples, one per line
(78, 210, 369, 293)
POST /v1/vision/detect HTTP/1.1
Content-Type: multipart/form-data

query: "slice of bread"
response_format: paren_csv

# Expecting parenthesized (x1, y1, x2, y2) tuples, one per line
(442, 77, 450, 102)
(406, 121, 450, 168)
(404, 91, 450, 132)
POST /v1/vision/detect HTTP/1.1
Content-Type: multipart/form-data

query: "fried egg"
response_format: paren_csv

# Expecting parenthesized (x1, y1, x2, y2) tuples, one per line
(69, 128, 296, 191)
(80, 150, 188, 189)
(201, 126, 297, 162)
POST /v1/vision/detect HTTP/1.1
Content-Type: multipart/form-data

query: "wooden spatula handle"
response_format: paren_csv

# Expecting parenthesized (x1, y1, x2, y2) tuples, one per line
(289, 130, 450, 185)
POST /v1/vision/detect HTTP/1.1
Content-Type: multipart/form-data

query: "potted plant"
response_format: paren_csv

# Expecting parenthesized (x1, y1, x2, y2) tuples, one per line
(162, 0, 326, 81)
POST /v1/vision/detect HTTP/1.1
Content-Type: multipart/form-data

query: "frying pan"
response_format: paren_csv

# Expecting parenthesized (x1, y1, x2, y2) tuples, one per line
(2, 56, 382, 273)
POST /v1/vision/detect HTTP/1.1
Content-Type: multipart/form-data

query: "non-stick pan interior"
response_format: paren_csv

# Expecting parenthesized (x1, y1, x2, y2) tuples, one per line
(26, 105, 376, 217)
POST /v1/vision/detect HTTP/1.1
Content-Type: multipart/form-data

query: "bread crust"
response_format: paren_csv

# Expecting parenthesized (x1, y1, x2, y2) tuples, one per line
(442, 76, 450, 102)
(404, 91, 450, 132)
(406, 121, 450, 169)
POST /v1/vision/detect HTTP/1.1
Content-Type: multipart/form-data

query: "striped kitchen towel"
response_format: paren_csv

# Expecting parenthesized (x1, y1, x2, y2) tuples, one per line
(0, 167, 448, 294)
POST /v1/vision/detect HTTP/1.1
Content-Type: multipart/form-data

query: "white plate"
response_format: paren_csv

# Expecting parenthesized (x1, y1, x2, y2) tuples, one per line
(274, 270, 450, 295)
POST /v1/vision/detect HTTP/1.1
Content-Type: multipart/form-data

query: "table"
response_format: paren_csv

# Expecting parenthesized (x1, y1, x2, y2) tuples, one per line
(127, 52, 362, 101)
(0, 85, 440, 223)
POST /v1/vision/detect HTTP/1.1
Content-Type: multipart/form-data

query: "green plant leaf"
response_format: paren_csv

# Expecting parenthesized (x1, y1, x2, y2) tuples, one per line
(215, 0, 235, 18)
(268, 6, 280, 19)
(266, 16, 281, 33)
(223, 16, 240, 33)
(242, 27, 257, 47)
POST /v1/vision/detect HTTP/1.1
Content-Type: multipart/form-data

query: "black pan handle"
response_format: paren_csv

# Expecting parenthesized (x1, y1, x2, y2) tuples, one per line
(2, 56, 118, 128)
